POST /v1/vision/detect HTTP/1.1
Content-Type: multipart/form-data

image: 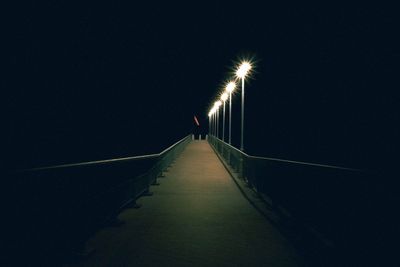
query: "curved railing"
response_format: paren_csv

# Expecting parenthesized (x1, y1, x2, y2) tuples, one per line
(208, 135, 378, 264)
(6, 135, 192, 261)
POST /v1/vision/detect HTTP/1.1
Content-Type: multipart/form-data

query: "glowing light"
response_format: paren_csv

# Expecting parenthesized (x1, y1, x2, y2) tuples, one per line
(220, 92, 228, 102)
(235, 61, 252, 79)
(225, 81, 236, 93)
(209, 106, 217, 115)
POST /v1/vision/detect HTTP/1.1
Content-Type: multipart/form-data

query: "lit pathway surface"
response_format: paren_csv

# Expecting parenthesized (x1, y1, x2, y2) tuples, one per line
(70, 141, 301, 267)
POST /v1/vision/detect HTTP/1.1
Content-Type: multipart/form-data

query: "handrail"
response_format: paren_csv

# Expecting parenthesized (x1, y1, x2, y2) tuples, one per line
(248, 155, 361, 172)
(209, 136, 362, 172)
(18, 135, 190, 172)
(9, 134, 192, 260)
(208, 135, 372, 261)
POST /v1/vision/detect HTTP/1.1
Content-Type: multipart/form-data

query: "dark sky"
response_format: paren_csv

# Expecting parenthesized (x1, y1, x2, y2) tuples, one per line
(4, 2, 399, 174)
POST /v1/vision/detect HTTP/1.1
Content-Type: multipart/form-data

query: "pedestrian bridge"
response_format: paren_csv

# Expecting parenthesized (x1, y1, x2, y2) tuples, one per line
(5, 135, 395, 266)
(73, 140, 300, 266)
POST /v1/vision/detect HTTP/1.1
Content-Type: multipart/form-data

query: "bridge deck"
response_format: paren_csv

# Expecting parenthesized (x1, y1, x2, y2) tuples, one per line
(71, 141, 301, 267)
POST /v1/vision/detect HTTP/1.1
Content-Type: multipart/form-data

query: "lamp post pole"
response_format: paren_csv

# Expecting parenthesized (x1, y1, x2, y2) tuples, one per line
(214, 101, 222, 140)
(240, 77, 244, 151)
(222, 100, 226, 141)
(213, 111, 216, 137)
(229, 91, 232, 144)
(214, 110, 217, 137)
(216, 107, 219, 139)
(211, 112, 213, 136)
(225, 82, 236, 145)
(211, 111, 213, 136)
(236, 61, 251, 151)
(209, 113, 212, 136)
(221, 93, 228, 142)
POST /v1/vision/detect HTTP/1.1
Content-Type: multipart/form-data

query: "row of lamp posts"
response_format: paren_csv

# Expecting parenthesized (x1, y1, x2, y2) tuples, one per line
(208, 61, 252, 151)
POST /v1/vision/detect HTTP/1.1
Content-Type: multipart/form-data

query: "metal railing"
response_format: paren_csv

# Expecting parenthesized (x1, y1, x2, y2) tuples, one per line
(7, 135, 192, 259)
(208, 135, 373, 257)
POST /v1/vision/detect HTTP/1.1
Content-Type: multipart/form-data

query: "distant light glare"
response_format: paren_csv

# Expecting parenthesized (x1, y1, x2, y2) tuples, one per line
(226, 81, 236, 93)
(210, 107, 216, 115)
(236, 61, 252, 79)
(215, 100, 222, 108)
(221, 92, 228, 102)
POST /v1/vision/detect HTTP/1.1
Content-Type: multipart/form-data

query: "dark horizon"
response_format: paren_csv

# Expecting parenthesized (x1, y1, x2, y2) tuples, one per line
(4, 2, 399, 177)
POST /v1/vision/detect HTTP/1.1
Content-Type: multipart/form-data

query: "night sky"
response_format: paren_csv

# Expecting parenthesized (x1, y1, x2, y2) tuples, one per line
(4, 2, 399, 178)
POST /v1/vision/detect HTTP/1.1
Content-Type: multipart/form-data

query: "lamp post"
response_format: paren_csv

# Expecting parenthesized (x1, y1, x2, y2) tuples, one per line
(209, 108, 215, 136)
(214, 108, 217, 137)
(225, 81, 236, 145)
(208, 111, 212, 137)
(212, 108, 216, 137)
(216, 106, 219, 139)
(220, 93, 228, 142)
(235, 62, 252, 151)
(214, 107, 217, 137)
(214, 101, 222, 139)
(211, 105, 216, 137)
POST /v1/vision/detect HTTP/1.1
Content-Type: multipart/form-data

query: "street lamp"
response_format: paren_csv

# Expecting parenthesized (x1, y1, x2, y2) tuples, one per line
(235, 61, 252, 151)
(220, 92, 228, 142)
(225, 81, 236, 145)
(210, 107, 216, 136)
(208, 111, 212, 137)
(214, 100, 222, 139)
(213, 106, 217, 137)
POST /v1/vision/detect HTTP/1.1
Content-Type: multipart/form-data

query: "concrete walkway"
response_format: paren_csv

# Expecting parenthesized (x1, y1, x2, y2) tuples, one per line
(69, 141, 301, 267)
